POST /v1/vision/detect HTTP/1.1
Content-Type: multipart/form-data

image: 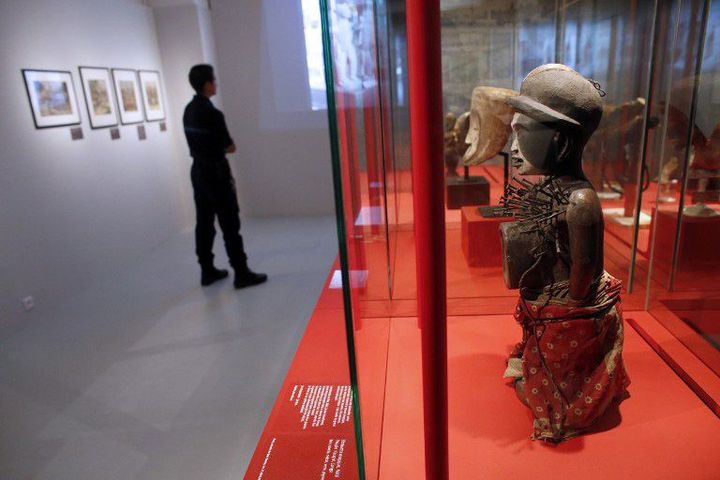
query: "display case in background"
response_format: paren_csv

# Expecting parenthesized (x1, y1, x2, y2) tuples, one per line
(644, 0, 720, 379)
(246, 1, 720, 479)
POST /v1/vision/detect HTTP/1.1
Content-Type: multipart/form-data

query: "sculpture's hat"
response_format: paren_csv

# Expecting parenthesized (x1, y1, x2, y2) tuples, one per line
(508, 64, 603, 137)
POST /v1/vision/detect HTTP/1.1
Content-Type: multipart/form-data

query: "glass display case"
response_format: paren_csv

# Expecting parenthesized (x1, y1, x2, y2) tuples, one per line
(317, 0, 720, 478)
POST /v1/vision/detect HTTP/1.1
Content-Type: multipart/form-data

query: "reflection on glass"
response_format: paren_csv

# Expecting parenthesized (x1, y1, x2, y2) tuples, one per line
(434, 0, 660, 312)
(301, 0, 327, 110)
(326, 0, 378, 92)
(321, 0, 720, 476)
(647, 0, 720, 369)
(321, 1, 414, 477)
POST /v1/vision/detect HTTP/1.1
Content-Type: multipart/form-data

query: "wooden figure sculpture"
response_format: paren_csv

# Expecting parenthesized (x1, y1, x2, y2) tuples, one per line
(499, 64, 630, 442)
(461, 85, 518, 216)
(444, 111, 493, 208)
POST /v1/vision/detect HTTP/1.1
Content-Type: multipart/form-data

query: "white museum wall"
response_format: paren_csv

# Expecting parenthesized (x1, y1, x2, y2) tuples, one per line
(0, 0, 194, 320)
(152, 2, 223, 144)
(197, 3, 220, 84)
(211, 0, 335, 217)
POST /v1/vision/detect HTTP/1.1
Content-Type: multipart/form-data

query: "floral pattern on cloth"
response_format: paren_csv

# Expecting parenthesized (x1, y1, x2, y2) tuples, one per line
(503, 272, 630, 442)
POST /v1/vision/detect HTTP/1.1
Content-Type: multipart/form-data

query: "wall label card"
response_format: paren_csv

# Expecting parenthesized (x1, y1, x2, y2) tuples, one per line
(110, 127, 120, 140)
(273, 384, 354, 434)
(70, 127, 83, 140)
(159, 121, 167, 132)
(249, 435, 356, 480)
(137, 124, 146, 140)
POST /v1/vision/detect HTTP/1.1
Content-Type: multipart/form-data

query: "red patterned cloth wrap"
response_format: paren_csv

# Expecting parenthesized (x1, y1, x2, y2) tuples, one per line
(503, 272, 630, 442)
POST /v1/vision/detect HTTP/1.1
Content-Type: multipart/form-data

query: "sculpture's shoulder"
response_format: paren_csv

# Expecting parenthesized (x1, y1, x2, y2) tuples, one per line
(566, 187, 602, 226)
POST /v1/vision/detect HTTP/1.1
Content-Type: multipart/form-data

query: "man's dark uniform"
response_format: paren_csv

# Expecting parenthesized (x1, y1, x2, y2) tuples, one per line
(183, 95, 247, 273)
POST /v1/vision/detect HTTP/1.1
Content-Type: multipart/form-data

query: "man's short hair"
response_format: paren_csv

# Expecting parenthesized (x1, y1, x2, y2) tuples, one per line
(189, 64, 214, 93)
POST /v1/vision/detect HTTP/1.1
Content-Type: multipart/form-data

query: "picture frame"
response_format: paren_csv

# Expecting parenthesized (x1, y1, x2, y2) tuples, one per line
(138, 70, 166, 122)
(79, 66, 119, 129)
(111, 68, 144, 125)
(22, 69, 81, 129)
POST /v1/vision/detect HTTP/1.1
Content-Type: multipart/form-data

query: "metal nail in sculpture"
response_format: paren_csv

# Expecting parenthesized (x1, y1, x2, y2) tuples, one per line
(499, 64, 630, 443)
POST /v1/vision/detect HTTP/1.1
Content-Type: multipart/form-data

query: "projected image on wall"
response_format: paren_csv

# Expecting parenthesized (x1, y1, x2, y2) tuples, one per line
(301, 0, 378, 111)
(301, 0, 326, 110)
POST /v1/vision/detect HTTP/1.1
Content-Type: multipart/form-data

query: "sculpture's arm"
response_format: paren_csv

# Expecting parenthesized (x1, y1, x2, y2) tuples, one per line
(566, 188, 603, 304)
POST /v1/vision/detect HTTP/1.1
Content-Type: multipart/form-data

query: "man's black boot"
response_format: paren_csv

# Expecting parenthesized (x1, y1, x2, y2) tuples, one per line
(201, 266, 229, 286)
(234, 268, 268, 289)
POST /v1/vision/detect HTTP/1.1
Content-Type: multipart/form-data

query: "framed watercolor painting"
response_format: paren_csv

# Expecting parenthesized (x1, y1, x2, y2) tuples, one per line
(79, 66, 118, 129)
(138, 70, 166, 122)
(111, 68, 144, 124)
(22, 69, 81, 129)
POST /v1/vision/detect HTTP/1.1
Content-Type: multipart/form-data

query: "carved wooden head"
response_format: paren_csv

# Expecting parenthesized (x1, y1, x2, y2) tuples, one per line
(462, 86, 519, 166)
(507, 64, 604, 176)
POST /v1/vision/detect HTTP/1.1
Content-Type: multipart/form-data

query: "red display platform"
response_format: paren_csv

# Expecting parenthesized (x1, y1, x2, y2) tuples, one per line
(650, 204, 720, 269)
(242, 305, 361, 479)
(242, 266, 361, 480)
(460, 206, 505, 267)
(245, 260, 720, 479)
(446, 313, 720, 479)
(244, 267, 392, 480)
(373, 313, 720, 480)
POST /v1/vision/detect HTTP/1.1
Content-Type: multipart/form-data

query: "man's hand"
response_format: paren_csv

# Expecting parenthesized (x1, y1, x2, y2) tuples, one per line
(225, 143, 237, 154)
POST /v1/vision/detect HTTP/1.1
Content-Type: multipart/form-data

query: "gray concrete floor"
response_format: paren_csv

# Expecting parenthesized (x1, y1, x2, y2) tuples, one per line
(0, 216, 338, 480)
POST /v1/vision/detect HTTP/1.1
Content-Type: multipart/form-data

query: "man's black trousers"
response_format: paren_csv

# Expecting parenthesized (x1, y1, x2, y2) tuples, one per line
(190, 163, 248, 272)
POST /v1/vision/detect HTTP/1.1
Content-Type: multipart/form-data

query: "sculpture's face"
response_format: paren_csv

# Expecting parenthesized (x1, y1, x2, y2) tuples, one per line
(510, 113, 559, 175)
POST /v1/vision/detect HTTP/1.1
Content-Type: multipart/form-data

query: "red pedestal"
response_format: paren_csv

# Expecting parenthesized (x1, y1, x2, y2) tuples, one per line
(461, 206, 505, 267)
(446, 176, 490, 210)
(651, 205, 720, 269)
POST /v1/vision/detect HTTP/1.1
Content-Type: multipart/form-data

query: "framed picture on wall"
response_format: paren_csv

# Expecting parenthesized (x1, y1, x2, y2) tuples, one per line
(79, 67, 118, 129)
(138, 70, 166, 122)
(22, 69, 81, 129)
(111, 68, 144, 124)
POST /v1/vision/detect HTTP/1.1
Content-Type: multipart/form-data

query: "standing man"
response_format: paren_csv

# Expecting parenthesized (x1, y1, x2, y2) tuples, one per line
(183, 64, 267, 288)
